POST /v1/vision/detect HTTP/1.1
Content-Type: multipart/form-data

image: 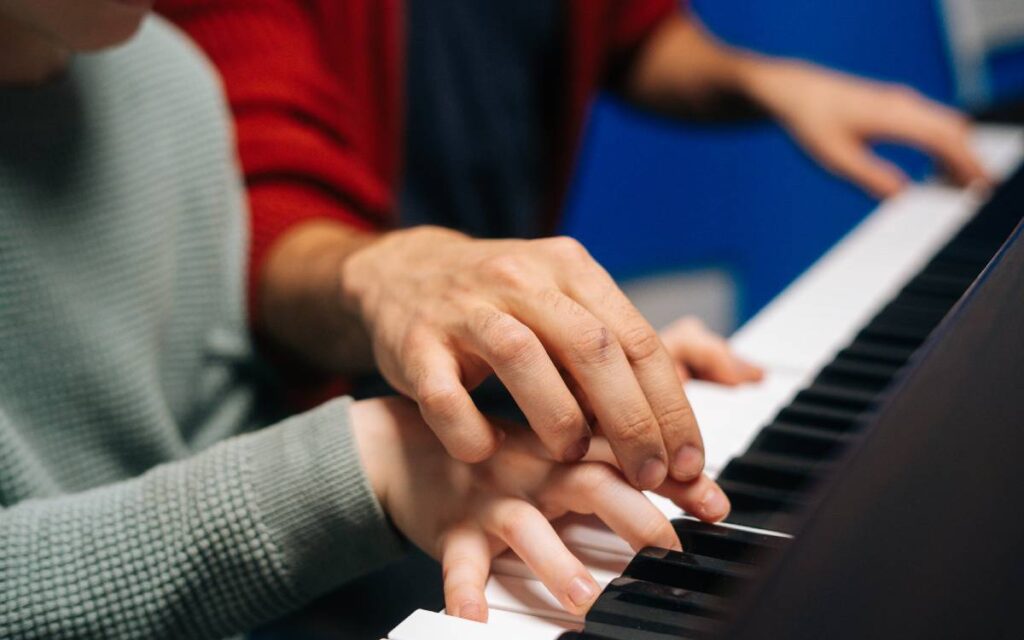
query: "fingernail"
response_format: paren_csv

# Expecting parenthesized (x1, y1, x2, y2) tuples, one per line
(567, 576, 597, 608)
(458, 601, 485, 622)
(671, 446, 704, 480)
(637, 457, 667, 490)
(700, 486, 731, 521)
(563, 436, 591, 462)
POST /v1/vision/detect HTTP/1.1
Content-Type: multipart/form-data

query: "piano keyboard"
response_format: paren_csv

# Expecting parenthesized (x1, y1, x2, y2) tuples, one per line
(386, 125, 1024, 640)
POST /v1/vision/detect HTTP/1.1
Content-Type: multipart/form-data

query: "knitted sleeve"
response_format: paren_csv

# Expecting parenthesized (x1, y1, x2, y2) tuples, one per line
(0, 398, 405, 639)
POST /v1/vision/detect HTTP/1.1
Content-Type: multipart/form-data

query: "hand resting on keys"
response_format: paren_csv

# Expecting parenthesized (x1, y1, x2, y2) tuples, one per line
(341, 228, 762, 493)
(350, 396, 731, 623)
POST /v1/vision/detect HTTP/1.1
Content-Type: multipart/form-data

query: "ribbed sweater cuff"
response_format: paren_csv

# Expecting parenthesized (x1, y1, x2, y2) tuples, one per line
(244, 396, 405, 598)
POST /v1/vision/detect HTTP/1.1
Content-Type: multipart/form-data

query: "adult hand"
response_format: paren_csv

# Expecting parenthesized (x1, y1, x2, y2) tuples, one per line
(745, 60, 990, 198)
(350, 396, 730, 621)
(342, 226, 717, 490)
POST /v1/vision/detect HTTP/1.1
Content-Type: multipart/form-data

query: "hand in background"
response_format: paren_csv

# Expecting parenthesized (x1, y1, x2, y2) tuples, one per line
(342, 226, 715, 491)
(659, 316, 763, 385)
(747, 60, 990, 198)
(350, 396, 731, 622)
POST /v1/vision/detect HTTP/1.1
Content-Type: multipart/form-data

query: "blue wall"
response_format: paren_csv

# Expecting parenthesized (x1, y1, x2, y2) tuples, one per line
(559, 0, 961, 324)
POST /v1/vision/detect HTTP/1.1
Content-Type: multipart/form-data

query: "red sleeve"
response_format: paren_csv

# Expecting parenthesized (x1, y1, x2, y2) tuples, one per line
(157, 0, 392, 327)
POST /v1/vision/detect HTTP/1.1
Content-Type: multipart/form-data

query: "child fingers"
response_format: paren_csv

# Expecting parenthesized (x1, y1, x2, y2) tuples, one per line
(652, 473, 732, 523)
(548, 463, 682, 553)
(480, 498, 600, 615)
(440, 525, 493, 622)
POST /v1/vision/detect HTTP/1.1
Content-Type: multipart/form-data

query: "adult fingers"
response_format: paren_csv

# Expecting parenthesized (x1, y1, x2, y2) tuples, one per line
(863, 88, 990, 188)
(440, 525, 494, 622)
(461, 306, 592, 462)
(578, 440, 732, 524)
(405, 337, 505, 463)
(548, 463, 682, 552)
(660, 316, 764, 385)
(814, 133, 909, 199)
(480, 498, 601, 616)
(555, 248, 706, 483)
(506, 284, 668, 490)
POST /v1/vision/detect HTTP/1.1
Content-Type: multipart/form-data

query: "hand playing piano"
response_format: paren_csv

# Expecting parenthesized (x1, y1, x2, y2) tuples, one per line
(344, 227, 760, 493)
(745, 60, 991, 199)
(351, 396, 731, 623)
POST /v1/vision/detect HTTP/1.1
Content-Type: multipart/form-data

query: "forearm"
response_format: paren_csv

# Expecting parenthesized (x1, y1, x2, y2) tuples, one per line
(259, 219, 380, 374)
(624, 13, 780, 121)
(0, 398, 404, 639)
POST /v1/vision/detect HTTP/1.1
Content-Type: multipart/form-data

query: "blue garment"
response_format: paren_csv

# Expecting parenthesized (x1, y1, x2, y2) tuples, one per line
(401, 0, 564, 238)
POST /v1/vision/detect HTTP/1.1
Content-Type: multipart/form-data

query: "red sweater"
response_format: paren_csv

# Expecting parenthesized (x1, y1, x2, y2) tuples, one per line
(158, 0, 679, 322)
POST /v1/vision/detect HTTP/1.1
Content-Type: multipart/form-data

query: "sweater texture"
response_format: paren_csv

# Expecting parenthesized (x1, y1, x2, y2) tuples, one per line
(0, 17, 403, 639)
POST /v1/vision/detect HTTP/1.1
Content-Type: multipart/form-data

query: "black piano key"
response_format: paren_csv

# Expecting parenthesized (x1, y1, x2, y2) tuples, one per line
(747, 422, 854, 460)
(585, 578, 725, 640)
(670, 518, 787, 564)
(600, 577, 731, 617)
(901, 271, 973, 299)
(717, 478, 806, 516)
(583, 620, 709, 640)
(859, 317, 936, 344)
(835, 341, 916, 368)
(719, 455, 820, 494)
(622, 547, 754, 597)
(815, 358, 900, 391)
(775, 402, 863, 431)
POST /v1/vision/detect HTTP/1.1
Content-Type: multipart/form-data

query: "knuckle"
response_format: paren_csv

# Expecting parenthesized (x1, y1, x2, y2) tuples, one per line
(399, 326, 433, 362)
(578, 463, 620, 496)
(416, 379, 464, 419)
(886, 85, 921, 107)
(637, 517, 677, 547)
(568, 325, 617, 366)
(543, 236, 593, 267)
(488, 324, 537, 366)
(452, 434, 500, 464)
(658, 398, 697, 431)
(548, 409, 586, 439)
(480, 254, 532, 290)
(612, 409, 658, 445)
(498, 503, 537, 545)
(619, 324, 663, 364)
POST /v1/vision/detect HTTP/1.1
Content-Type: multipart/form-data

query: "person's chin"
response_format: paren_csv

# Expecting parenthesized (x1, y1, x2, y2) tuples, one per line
(72, 1, 151, 51)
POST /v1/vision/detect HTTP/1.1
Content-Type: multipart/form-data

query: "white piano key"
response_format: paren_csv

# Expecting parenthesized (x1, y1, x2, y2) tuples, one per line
(686, 370, 808, 471)
(485, 609, 578, 639)
(971, 125, 1024, 179)
(484, 573, 580, 623)
(731, 125, 1024, 375)
(389, 608, 547, 640)
(388, 125, 1024, 640)
(731, 184, 981, 373)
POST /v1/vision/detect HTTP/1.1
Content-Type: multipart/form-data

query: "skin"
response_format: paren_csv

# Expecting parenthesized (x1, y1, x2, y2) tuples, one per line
(351, 396, 731, 622)
(627, 14, 990, 198)
(0, 0, 152, 85)
(258, 11, 986, 501)
(0, 1, 729, 622)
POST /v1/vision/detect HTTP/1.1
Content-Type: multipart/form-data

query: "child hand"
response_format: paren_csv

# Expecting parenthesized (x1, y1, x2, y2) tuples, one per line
(659, 316, 764, 385)
(350, 396, 728, 622)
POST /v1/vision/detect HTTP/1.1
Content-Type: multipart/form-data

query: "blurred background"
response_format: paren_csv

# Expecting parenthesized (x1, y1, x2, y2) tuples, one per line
(562, 0, 1024, 334)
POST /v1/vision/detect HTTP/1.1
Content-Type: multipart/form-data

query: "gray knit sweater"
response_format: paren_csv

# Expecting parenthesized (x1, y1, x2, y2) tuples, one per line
(0, 18, 404, 639)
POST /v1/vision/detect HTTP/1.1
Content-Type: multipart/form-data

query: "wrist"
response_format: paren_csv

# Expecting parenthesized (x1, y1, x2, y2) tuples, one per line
(339, 225, 471, 322)
(735, 56, 812, 119)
